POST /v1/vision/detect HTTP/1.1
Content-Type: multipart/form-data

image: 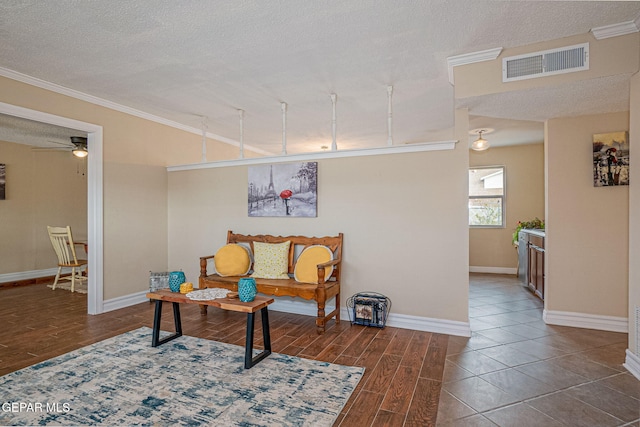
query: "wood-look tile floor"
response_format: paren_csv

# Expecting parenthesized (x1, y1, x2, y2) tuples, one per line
(439, 274, 638, 427)
(1, 276, 637, 426)
(0, 281, 447, 426)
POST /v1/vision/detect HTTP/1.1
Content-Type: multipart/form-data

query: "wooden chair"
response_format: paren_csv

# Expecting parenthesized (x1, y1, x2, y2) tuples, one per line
(47, 226, 87, 293)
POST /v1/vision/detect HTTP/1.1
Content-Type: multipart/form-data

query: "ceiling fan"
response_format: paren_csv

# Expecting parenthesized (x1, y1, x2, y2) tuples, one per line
(32, 136, 88, 157)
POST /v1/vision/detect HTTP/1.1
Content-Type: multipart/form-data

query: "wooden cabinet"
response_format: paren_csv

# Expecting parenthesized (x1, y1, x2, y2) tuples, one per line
(527, 234, 545, 300)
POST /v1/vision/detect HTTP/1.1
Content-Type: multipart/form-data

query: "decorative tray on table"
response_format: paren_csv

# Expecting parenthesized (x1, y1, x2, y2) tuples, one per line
(185, 288, 231, 301)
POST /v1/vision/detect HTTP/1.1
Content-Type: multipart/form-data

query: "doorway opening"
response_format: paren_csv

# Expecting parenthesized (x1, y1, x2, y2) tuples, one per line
(0, 101, 104, 314)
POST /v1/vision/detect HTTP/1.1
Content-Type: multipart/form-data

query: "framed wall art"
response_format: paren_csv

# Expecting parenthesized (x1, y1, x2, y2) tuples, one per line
(248, 162, 317, 217)
(593, 131, 629, 187)
(0, 164, 5, 200)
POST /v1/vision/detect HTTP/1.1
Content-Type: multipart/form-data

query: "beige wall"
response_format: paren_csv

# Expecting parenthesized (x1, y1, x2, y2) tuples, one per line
(453, 30, 637, 358)
(455, 33, 640, 99)
(546, 111, 629, 318)
(2, 40, 635, 348)
(629, 72, 640, 357)
(1, 73, 471, 329)
(0, 76, 234, 300)
(0, 140, 87, 274)
(469, 143, 545, 270)
(167, 116, 471, 323)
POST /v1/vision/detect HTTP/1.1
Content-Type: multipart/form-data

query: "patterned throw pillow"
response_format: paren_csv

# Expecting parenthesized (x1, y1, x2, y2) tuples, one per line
(294, 245, 334, 284)
(250, 241, 291, 279)
(214, 244, 251, 277)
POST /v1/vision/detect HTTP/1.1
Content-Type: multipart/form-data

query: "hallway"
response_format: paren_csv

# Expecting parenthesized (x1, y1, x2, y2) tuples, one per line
(437, 274, 638, 426)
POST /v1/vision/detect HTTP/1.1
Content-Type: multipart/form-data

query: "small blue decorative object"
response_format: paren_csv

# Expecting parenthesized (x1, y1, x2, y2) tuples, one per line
(238, 278, 257, 302)
(169, 271, 186, 293)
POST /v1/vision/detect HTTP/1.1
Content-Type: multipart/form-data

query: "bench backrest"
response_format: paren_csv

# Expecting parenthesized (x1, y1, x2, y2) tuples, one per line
(226, 230, 343, 280)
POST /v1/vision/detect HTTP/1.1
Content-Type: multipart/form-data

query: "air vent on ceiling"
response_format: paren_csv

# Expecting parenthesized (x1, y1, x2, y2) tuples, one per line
(502, 43, 589, 82)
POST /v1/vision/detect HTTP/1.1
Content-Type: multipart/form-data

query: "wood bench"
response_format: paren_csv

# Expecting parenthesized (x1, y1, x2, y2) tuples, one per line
(199, 230, 343, 334)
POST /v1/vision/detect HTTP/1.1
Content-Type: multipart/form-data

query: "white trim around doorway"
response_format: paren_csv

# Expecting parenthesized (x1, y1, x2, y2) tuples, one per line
(0, 102, 104, 314)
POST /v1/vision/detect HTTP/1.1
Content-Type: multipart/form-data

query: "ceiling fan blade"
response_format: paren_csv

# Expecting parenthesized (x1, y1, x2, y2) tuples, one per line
(31, 146, 71, 151)
(46, 139, 75, 148)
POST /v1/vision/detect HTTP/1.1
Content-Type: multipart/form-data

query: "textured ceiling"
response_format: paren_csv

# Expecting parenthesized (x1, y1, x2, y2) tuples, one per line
(0, 1, 639, 153)
(0, 114, 86, 149)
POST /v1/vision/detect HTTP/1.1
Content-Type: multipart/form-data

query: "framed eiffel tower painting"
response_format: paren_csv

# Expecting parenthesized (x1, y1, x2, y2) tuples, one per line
(248, 162, 317, 217)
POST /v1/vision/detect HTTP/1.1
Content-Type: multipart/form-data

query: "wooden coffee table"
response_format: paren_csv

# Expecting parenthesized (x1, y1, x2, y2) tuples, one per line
(146, 289, 274, 369)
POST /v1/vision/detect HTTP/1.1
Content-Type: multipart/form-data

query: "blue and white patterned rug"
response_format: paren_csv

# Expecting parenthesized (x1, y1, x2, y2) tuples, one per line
(0, 327, 364, 426)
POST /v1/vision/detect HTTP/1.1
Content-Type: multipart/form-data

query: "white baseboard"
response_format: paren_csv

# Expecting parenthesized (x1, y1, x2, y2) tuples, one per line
(103, 292, 471, 337)
(103, 290, 149, 313)
(0, 268, 59, 283)
(383, 312, 471, 337)
(543, 309, 628, 333)
(624, 349, 640, 380)
(270, 298, 470, 336)
(469, 266, 517, 275)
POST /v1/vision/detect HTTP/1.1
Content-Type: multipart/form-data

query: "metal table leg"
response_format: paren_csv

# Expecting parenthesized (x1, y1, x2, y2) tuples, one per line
(151, 300, 183, 347)
(244, 307, 272, 369)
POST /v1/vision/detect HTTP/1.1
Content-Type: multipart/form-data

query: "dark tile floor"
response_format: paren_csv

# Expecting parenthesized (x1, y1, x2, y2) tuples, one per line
(437, 274, 639, 427)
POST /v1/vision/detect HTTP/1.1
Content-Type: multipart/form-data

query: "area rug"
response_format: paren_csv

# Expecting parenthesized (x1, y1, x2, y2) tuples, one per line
(47, 281, 88, 294)
(0, 327, 364, 426)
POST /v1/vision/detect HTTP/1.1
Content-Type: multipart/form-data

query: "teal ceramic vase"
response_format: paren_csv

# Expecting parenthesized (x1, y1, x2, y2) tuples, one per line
(169, 271, 186, 292)
(238, 278, 257, 302)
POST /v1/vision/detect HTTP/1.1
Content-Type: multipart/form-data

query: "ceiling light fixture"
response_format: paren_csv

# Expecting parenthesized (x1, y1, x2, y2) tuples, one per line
(71, 136, 88, 158)
(469, 128, 493, 151)
(72, 146, 88, 158)
(472, 131, 489, 151)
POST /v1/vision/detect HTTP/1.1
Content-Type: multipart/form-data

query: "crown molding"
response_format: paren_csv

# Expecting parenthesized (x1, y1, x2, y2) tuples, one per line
(0, 66, 272, 156)
(591, 19, 640, 40)
(167, 140, 458, 172)
(446, 47, 503, 84)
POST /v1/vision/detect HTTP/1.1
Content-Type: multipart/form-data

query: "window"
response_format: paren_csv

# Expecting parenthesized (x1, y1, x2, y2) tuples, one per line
(469, 166, 505, 227)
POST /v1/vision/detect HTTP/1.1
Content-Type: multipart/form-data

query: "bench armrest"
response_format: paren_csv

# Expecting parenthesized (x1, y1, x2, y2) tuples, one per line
(316, 257, 341, 285)
(318, 259, 340, 268)
(199, 255, 216, 277)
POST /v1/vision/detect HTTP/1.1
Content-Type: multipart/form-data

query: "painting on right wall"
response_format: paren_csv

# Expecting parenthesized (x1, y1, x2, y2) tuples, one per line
(0, 163, 5, 200)
(593, 131, 630, 187)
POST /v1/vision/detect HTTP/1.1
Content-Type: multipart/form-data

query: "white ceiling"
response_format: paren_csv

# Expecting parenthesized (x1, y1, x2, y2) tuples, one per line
(0, 113, 87, 149)
(0, 1, 639, 154)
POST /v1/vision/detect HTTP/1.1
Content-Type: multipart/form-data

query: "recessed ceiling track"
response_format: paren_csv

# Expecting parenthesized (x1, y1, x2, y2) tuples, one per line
(502, 43, 589, 82)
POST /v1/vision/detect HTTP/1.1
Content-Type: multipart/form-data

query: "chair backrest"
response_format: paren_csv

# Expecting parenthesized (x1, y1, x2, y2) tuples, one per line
(47, 226, 79, 265)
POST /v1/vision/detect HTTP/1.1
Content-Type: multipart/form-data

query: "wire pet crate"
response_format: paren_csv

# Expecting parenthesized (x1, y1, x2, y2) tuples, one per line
(347, 292, 391, 328)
